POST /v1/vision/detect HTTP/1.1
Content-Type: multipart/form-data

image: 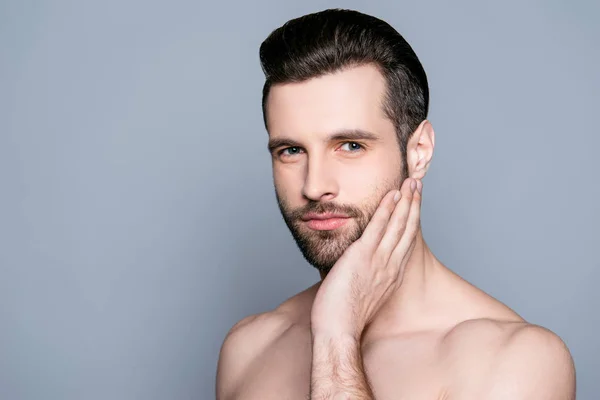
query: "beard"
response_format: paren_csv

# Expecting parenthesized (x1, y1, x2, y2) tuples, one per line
(275, 175, 403, 275)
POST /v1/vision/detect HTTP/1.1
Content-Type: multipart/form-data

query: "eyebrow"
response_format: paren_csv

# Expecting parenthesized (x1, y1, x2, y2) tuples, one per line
(267, 129, 381, 154)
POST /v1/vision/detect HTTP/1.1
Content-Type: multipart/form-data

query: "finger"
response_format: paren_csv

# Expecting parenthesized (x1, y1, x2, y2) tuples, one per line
(388, 178, 423, 267)
(376, 178, 416, 264)
(358, 189, 400, 250)
(393, 238, 417, 287)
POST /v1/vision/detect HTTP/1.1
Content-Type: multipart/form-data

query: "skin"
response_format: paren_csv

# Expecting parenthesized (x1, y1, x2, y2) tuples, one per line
(216, 64, 576, 399)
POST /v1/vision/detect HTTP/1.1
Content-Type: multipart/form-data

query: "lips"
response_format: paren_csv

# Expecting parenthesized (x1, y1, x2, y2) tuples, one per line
(301, 212, 349, 221)
(301, 212, 350, 230)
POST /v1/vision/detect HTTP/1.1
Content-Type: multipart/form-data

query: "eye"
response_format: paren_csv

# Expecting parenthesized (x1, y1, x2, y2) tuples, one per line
(339, 142, 363, 152)
(279, 146, 304, 157)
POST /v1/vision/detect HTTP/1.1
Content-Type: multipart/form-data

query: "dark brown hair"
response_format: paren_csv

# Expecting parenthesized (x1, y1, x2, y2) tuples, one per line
(259, 8, 429, 176)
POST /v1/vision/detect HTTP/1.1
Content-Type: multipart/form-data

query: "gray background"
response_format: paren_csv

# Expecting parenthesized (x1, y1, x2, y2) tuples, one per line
(1, 0, 598, 399)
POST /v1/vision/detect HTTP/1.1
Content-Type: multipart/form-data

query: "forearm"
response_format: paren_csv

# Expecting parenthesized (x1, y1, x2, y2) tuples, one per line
(310, 333, 374, 400)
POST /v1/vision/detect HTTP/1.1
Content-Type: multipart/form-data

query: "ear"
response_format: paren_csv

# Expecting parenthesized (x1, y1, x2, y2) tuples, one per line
(406, 120, 435, 180)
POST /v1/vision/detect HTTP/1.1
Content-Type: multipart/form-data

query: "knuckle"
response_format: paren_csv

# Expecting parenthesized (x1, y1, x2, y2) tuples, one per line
(386, 198, 397, 212)
(414, 190, 422, 202)
(393, 215, 408, 232)
(371, 250, 388, 268)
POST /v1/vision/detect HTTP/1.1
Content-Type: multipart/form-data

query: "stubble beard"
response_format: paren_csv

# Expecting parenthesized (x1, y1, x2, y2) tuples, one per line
(276, 176, 403, 275)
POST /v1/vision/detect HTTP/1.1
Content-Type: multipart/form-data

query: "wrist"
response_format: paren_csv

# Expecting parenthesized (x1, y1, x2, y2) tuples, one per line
(311, 329, 362, 345)
(311, 332, 363, 368)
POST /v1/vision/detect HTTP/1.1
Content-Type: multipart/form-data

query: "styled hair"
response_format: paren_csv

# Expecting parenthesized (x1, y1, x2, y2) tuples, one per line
(259, 8, 429, 176)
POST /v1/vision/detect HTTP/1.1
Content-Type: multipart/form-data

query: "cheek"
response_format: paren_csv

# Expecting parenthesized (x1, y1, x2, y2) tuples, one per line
(343, 154, 399, 184)
(273, 167, 302, 200)
(340, 154, 402, 200)
(338, 167, 382, 205)
(373, 150, 403, 184)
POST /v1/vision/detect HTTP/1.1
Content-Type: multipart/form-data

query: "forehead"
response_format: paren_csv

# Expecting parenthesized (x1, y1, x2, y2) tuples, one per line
(266, 64, 393, 137)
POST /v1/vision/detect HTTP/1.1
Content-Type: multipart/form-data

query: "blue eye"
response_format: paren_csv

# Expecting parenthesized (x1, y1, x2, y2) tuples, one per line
(340, 142, 363, 151)
(281, 147, 303, 156)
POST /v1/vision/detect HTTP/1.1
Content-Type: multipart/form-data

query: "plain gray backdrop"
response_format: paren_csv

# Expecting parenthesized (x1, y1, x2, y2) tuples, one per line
(1, 0, 598, 399)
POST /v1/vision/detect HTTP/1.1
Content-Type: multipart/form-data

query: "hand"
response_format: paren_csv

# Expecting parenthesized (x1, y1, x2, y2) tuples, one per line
(310, 178, 423, 340)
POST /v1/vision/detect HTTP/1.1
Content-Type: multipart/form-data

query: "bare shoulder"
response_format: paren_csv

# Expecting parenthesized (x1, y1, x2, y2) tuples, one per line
(215, 309, 295, 399)
(441, 318, 576, 399)
(215, 284, 317, 400)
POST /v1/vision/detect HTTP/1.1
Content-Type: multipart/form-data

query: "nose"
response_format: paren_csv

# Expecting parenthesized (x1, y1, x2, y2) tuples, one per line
(302, 155, 339, 202)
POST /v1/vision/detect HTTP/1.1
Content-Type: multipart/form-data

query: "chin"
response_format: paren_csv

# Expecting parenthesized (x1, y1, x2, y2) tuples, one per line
(294, 226, 360, 273)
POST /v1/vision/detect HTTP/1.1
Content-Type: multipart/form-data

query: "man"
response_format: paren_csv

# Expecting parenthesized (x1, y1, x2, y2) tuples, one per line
(216, 8, 576, 400)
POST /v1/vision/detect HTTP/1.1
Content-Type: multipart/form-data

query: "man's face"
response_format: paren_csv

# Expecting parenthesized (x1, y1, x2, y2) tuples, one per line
(266, 64, 405, 274)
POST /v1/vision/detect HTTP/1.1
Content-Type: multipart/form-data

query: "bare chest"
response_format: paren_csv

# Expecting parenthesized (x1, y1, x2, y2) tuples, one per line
(234, 330, 449, 400)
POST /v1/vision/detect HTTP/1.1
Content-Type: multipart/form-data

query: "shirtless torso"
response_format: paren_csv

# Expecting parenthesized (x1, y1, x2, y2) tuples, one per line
(217, 257, 575, 400)
(218, 9, 576, 399)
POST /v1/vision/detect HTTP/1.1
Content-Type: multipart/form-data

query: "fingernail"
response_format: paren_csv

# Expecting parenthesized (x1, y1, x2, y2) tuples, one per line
(394, 190, 401, 203)
(410, 179, 416, 192)
(417, 180, 422, 194)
